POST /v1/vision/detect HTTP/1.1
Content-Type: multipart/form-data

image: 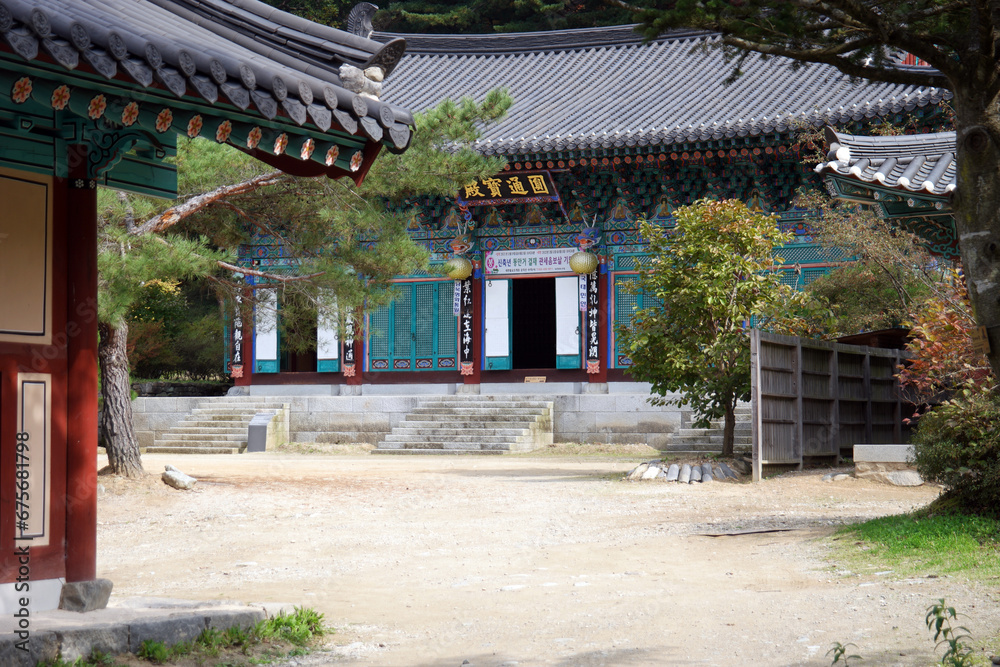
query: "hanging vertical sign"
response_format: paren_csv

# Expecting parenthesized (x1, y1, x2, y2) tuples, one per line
(460, 278, 474, 375)
(586, 270, 600, 373)
(453, 280, 462, 316)
(230, 293, 244, 378)
(578, 274, 588, 312)
(343, 315, 356, 377)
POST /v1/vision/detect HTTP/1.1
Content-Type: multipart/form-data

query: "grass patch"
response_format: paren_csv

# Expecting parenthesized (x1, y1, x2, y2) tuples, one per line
(833, 512, 1000, 581)
(39, 607, 327, 667)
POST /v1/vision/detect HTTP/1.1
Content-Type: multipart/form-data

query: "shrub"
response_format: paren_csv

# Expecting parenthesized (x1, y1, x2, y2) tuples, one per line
(912, 389, 1000, 517)
(805, 264, 923, 336)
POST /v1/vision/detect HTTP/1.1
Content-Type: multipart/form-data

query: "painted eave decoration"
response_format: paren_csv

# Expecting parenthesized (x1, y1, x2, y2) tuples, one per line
(0, 0, 415, 197)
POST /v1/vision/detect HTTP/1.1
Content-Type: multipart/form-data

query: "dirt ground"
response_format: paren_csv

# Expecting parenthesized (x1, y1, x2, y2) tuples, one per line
(96, 449, 1000, 667)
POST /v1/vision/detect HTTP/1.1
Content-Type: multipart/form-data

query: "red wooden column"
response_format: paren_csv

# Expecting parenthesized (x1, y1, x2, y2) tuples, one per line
(64, 145, 98, 582)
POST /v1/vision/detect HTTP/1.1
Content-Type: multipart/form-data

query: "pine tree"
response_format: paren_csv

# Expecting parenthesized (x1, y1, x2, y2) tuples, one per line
(98, 91, 512, 477)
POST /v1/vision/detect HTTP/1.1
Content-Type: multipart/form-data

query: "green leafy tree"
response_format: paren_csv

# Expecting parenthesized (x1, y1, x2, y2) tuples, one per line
(634, 0, 1000, 384)
(805, 265, 921, 336)
(616, 198, 810, 456)
(377, 0, 631, 34)
(98, 91, 512, 477)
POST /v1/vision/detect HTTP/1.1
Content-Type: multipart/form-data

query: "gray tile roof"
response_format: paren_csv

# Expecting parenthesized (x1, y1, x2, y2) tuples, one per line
(374, 25, 949, 157)
(814, 127, 956, 196)
(0, 0, 413, 147)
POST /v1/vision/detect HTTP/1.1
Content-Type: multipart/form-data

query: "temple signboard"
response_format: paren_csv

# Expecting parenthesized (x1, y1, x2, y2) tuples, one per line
(459, 171, 560, 206)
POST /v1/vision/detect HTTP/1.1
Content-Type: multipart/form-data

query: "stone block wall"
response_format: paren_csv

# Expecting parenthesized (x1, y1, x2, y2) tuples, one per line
(131, 386, 686, 448)
(130, 397, 206, 449)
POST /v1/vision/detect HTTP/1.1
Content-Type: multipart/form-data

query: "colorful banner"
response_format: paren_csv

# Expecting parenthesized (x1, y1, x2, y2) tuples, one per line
(484, 248, 577, 276)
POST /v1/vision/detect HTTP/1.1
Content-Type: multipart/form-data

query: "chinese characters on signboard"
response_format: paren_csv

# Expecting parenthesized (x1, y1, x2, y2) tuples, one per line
(585, 271, 599, 373)
(343, 316, 356, 377)
(459, 171, 560, 207)
(230, 293, 243, 378)
(460, 278, 474, 375)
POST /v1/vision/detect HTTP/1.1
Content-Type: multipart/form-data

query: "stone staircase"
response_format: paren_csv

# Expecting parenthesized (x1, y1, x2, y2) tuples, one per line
(145, 399, 290, 455)
(373, 396, 554, 454)
(664, 405, 752, 455)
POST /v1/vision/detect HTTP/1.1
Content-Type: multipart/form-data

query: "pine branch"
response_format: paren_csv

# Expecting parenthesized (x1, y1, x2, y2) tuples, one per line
(129, 171, 287, 236)
(216, 260, 325, 283)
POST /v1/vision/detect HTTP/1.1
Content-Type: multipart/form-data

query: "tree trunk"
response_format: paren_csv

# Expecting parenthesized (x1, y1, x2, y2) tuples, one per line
(951, 86, 1000, 381)
(721, 396, 736, 458)
(98, 321, 144, 477)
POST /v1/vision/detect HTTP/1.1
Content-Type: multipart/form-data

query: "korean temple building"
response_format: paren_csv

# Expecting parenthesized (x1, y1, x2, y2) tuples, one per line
(0, 0, 413, 616)
(233, 22, 953, 395)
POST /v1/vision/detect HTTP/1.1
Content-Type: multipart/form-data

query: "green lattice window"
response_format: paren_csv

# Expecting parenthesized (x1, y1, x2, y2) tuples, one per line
(368, 281, 458, 371)
(613, 275, 640, 368)
(613, 274, 667, 368)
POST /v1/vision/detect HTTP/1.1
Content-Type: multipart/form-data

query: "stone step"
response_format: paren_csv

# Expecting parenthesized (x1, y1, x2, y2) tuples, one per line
(375, 397, 552, 454)
(418, 400, 553, 409)
(409, 407, 549, 417)
(145, 445, 241, 455)
(191, 401, 288, 408)
(186, 415, 260, 424)
(188, 408, 269, 421)
(403, 414, 546, 425)
(382, 433, 523, 444)
(387, 427, 530, 438)
(379, 441, 512, 451)
(166, 426, 247, 435)
(158, 432, 247, 442)
(153, 437, 246, 448)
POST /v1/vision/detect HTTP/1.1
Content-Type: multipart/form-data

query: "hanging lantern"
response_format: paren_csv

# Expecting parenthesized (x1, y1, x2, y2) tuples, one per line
(569, 251, 599, 275)
(445, 256, 473, 280)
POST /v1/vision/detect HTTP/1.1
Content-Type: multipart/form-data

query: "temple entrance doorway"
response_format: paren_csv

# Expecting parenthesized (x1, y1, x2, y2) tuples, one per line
(512, 277, 556, 369)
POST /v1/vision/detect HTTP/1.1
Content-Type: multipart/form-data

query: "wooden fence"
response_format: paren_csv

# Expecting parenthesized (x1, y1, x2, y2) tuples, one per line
(750, 330, 912, 481)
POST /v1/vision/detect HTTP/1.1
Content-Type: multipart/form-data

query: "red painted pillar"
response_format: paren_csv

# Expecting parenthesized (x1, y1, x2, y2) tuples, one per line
(64, 145, 98, 582)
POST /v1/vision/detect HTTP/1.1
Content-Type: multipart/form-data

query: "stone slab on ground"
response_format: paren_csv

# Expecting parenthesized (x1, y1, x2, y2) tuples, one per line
(0, 598, 275, 667)
(853, 444, 914, 463)
(855, 461, 924, 486)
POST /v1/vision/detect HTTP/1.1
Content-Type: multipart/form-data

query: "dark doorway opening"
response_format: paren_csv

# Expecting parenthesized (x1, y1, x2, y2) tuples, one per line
(512, 277, 555, 369)
(279, 292, 318, 372)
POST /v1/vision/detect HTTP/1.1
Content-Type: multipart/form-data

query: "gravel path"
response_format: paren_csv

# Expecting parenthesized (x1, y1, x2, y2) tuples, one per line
(96, 453, 1000, 666)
